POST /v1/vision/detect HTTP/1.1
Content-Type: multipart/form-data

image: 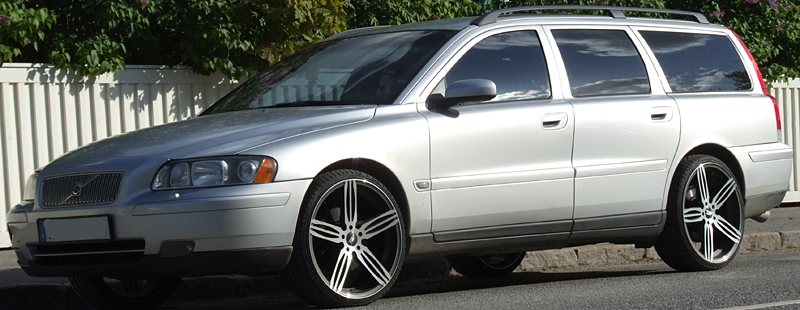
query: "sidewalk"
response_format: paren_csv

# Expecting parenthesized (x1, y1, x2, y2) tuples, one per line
(1, 206, 798, 310)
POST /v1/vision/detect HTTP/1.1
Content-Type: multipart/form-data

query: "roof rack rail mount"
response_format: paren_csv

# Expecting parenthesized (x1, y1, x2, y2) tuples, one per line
(471, 5, 709, 26)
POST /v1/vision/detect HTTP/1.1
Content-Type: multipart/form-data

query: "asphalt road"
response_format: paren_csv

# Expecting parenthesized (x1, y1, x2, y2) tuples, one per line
(168, 248, 800, 310)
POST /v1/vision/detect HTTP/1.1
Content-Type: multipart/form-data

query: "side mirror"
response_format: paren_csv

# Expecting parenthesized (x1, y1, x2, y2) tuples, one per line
(426, 79, 497, 110)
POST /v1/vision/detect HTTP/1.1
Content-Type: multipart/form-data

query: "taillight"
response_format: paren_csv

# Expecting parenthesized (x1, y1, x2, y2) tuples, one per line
(726, 26, 782, 131)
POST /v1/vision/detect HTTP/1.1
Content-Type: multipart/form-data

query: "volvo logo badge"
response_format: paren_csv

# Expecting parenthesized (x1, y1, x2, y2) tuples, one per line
(72, 182, 83, 196)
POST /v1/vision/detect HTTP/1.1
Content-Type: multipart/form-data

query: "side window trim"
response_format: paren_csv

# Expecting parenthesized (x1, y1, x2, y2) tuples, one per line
(543, 25, 666, 99)
(417, 25, 562, 106)
(632, 26, 755, 94)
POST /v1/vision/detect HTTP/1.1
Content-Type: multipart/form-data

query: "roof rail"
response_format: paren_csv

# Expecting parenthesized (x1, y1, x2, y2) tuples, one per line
(471, 5, 709, 26)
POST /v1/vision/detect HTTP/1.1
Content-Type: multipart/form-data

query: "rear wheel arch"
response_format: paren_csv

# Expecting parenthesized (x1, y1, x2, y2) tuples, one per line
(682, 144, 745, 197)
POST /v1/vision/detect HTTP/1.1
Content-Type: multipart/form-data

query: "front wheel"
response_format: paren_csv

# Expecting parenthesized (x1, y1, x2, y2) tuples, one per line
(447, 252, 526, 278)
(285, 169, 406, 307)
(69, 276, 181, 310)
(655, 155, 744, 271)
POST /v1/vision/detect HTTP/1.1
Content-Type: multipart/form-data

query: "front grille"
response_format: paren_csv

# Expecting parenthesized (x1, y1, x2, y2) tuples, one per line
(33, 239, 145, 266)
(41, 173, 123, 207)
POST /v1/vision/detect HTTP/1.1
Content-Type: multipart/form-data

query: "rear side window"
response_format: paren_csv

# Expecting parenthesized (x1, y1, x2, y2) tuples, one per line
(640, 31, 751, 92)
(443, 30, 551, 102)
(552, 29, 650, 97)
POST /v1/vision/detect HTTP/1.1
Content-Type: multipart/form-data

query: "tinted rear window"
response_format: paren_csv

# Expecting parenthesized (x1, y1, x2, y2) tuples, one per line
(552, 29, 650, 97)
(640, 31, 751, 92)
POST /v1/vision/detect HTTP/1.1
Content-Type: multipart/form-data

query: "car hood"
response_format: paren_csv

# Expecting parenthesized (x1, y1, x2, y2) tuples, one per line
(47, 106, 376, 169)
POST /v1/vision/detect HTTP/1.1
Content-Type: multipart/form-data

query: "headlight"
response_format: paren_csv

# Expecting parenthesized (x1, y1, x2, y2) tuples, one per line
(23, 173, 38, 201)
(152, 156, 276, 190)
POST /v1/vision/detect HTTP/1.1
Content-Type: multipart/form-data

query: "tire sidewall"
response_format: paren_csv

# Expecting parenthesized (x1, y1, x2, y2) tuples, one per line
(670, 155, 744, 270)
(288, 169, 406, 307)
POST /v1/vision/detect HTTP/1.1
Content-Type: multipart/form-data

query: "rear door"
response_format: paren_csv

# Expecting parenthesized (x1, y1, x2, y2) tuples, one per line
(546, 26, 680, 228)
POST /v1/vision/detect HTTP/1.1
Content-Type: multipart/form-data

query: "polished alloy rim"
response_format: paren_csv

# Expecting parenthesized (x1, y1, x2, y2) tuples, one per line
(682, 163, 743, 264)
(309, 179, 402, 299)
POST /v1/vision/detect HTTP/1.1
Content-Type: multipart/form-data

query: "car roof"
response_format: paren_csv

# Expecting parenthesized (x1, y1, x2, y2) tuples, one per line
(326, 6, 724, 41)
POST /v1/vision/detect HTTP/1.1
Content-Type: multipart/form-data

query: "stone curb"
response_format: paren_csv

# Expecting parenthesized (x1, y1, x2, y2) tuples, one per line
(2, 230, 799, 310)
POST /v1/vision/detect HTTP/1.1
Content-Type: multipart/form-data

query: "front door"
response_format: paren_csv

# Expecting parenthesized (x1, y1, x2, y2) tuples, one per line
(420, 28, 575, 241)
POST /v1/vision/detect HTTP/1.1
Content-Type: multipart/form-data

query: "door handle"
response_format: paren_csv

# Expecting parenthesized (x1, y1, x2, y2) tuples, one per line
(542, 113, 568, 130)
(651, 106, 673, 122)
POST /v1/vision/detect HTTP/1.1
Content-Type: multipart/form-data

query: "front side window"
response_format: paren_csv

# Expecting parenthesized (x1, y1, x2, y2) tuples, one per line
(640, 31, 751, 92)
(552, 29, 650, 97)
(203, 31, 455, 114)
(438, 30, 551, 103)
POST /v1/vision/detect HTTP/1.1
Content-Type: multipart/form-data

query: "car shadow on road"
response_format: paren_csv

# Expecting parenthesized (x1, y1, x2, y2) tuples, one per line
(385, 267, 673, 300)
(163, 265, 675, 310)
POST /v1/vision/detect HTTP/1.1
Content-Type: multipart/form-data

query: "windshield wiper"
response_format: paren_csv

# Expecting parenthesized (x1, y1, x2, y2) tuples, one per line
(268, 101, 376, 108)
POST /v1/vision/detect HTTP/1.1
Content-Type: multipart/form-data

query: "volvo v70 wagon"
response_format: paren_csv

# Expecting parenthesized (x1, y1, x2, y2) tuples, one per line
(7, 5, 793, 309)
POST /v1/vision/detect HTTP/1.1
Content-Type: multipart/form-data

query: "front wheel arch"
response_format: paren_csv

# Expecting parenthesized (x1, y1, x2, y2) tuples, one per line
(319, 158, 410, 235)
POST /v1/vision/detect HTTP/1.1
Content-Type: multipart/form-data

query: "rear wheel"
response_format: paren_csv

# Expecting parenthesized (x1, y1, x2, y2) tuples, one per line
(448, 252, 526, 278)
(655, 155, 744, 271)
(69, 276, 180, 310)
(285, 169, 406, 307)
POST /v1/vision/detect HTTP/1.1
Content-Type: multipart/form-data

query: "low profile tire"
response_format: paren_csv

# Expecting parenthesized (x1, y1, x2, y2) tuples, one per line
(69, 276, 181, 310)
(285, 169, 406, 308)
(448, 252, 526, 278)
(655, 155, 744, 271)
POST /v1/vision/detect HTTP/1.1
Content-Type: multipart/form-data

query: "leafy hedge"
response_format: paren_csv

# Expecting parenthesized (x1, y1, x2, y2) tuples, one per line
(0, 0, 346, 79)
(2, 0, 798, 82)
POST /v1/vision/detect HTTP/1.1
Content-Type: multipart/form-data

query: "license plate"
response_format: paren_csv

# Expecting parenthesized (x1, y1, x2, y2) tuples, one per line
(38, 216, 111, 243)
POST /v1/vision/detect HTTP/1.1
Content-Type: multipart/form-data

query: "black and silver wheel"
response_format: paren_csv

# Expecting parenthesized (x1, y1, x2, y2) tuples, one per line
(448, 252, 526, 278)
(655, 155, 744, 271)
(286, 169, 405, 307)
(69, 276, 181, 310)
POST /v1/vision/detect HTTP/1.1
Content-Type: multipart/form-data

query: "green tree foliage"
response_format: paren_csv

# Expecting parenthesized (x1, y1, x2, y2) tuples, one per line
(487, 0, 800, 83)
(0, 0, 55, 64)
(343, 0, 480, 28)
(3, 0, 798, 82)
(0, 0, 346, 79)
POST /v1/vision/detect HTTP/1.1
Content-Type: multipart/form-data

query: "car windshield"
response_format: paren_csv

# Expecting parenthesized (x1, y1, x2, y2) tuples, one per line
(203, 30, 456, 114)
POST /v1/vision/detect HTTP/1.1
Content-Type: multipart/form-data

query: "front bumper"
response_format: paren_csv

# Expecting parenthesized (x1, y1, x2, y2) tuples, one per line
(7, 179, 311, 278)
(15, 246, 293, 278)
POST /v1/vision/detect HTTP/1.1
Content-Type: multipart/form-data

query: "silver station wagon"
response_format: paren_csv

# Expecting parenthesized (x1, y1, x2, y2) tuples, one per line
(7, 5, 794, 309)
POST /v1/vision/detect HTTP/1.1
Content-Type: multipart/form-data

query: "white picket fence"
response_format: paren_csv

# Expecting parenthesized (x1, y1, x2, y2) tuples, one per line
(770, 80, 800, 203)
(0, 63, 243, 247)
(0, 63, 799, 248)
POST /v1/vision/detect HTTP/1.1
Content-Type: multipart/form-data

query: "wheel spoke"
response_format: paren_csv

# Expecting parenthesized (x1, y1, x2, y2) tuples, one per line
(310, 219, 345, 244)
(329, 248, 353, 293)
(344, 180, 358, 228)
(703, 221, 714, 262)
(683, 207, 704, 223)
(355, 247, 392, 286)
(360, 209, 400, 240)
(696, 165, 711, 207)
(711, 177, 737, 211)
(714, 215, 742, 243)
